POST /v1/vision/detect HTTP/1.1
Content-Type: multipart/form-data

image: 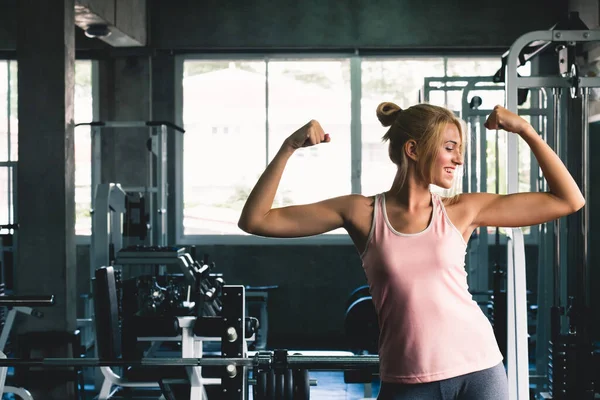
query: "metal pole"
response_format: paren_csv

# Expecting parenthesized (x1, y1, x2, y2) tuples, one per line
(552, 88, 562, 311)
(581, 88, 589, 309)
(350, 55, 362, 194)
(157, 124, 168, 247)
(147, 126, 154, 246)
(505, 31, 533, 400)
(91, 125, 101, 207)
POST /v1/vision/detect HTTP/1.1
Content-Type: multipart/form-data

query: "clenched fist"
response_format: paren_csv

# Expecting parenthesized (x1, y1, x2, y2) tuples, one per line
(484, 105, 532, 135)
(283, 120, 331, 150)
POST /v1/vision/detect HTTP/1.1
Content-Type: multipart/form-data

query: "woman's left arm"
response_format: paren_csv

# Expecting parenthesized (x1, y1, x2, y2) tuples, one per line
(465, 105, 585, 229)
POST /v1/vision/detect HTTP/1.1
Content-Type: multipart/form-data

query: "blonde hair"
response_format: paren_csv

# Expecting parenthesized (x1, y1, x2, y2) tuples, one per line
(376, 102, 465, 197)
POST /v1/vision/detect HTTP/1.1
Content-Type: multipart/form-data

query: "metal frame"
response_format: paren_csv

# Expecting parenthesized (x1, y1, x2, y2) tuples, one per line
(0, 296, 55, 399)
(86, 183, 126, 349)
(423, 77, 552, 303)
(504, 28, 600, 400)
(90, 183, 126, 273)
(505, 30, 600, 192)
(423, 75, 551, 245)
(506, 228, 529, 400)
(81, 121, 176, 248)
(0, 307, 36, 399)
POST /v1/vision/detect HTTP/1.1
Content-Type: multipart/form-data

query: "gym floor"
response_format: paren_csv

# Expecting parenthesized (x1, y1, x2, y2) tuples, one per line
(79, 371, 381, 399)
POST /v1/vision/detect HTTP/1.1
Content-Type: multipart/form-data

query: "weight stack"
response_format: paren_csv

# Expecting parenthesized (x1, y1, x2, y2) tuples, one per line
(548, 335, 595, 400)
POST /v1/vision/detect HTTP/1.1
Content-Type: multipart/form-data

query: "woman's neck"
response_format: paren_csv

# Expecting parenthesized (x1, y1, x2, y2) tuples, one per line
(388, 173, 431, 211)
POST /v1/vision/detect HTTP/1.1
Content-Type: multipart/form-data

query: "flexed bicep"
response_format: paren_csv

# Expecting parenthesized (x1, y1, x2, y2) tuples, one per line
(239, 195, 353, 238)
(467, 192, 583, 229)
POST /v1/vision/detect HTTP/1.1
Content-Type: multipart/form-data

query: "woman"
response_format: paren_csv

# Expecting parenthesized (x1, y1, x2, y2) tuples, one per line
(238, 102, 584, 400)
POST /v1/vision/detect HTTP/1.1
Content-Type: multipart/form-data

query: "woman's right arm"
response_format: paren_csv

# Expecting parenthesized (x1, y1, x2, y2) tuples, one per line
(238, 120, 352, 238)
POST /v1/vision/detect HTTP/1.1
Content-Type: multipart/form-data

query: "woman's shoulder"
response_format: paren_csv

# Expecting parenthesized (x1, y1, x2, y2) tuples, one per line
(441, 192, 494, 206)
(338, 193, 378, 221)
(440, 192, 489, 221)
(345, 193, 377, 210)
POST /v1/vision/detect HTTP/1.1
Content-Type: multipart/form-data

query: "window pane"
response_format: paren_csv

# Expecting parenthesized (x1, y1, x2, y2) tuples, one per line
(75, 61, 94, 235)
(446, 57, 500, 77)
(0, 167, 9, 225)
(0, 62, 8, 162)
(486, 128, 500, 194)
(9, 61, 17, 161)
(444, 90, 463, 113)
(361, 58, 445, 196)
(0, 62, 16, 229)
(182, 61, 267, 235)
(518, 115, 531, 232)
(267, 59, 351, 234)
(463, 88, 505, 112)
(517, 115, 532, 193)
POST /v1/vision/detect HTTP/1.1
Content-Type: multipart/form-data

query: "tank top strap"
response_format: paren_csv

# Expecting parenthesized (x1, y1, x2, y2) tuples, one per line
(360, 193, 385, 259)
(372, 193, 384, 236)
(431, 192, 442, 215)
(375, 192, 389, 236)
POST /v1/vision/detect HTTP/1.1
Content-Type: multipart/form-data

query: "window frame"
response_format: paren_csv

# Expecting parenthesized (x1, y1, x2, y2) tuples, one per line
(0, 60, 17, 232)
(174, 53, 360, 246)
(175, 53, 541, 246)
(0, 58, 98, 245)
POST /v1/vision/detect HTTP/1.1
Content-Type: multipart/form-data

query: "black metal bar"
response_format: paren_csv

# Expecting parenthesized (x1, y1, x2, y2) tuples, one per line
(221, 285, 245, 400)
(74, 121, 185, 133)
(74, 121, 106, 128)
(0, 295, 55, 307)
(286, 355, 380, 370)
(0, 355, 380, 369)
(145, 121, 185, 133)
(0, 357, 248, 367)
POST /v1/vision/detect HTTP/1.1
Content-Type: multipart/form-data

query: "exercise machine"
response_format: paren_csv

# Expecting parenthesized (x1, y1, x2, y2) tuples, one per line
(503, 14, 600, 399)
(74, 120, 185, 248)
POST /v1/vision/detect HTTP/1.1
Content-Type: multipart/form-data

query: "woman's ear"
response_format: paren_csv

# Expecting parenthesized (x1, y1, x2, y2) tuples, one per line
(404, 140, 418, 161)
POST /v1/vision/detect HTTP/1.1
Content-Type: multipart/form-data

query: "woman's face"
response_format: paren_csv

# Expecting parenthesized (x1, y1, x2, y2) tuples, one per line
(432, 123, 463, 189)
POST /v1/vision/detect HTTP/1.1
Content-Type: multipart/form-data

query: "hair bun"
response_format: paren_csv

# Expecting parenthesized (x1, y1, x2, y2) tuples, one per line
(376, 102, 402, 127)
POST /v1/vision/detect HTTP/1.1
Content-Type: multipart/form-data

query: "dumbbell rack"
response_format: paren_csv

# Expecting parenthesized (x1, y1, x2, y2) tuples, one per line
(112, 246, 251, 399)
(112, 246, 317, 399)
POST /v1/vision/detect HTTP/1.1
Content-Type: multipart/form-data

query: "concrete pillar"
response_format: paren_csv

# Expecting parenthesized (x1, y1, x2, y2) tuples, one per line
(16, 0, 76, 398)
(98, 55, 151, 277)
(99, 56, 152, 186)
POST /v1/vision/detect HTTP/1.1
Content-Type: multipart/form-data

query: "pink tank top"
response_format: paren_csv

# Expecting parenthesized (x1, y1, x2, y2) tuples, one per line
(361, 192, 503, 384)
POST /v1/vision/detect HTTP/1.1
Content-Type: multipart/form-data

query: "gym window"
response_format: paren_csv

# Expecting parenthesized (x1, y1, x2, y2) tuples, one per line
(74, 60, 97, 237)
(0, 60, 96, 239)
(0, 61, 17, 232)
(175, 55, 536, 245)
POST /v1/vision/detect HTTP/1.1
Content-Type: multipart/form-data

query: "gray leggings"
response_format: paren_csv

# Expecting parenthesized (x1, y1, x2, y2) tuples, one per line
(377, 363, 508, 400)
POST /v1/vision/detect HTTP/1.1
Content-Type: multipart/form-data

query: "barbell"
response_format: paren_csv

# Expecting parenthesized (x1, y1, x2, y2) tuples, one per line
(0, 353, 380, 370)
(0, 353, 378, 400)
